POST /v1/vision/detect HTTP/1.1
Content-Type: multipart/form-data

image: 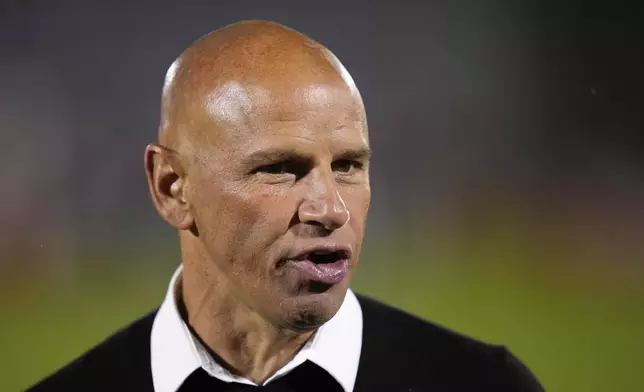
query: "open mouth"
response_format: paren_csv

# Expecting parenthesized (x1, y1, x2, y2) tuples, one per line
(279, 246, 351, 285)
(291, 249, 349, 285)
(299, 249, 349, 264)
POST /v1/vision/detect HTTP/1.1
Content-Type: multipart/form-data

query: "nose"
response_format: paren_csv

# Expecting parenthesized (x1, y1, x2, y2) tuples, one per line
(298, 172, 350, 231)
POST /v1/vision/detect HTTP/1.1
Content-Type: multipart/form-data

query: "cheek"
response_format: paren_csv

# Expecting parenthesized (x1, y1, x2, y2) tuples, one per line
(344, 194, 369, 271)
(239, 187, 294, 232)
(213, 187, 293, 262)
(344, 186, 370, 230)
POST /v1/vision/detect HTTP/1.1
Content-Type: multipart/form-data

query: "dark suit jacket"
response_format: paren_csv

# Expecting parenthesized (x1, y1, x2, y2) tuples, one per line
(29, 294, 544, 391)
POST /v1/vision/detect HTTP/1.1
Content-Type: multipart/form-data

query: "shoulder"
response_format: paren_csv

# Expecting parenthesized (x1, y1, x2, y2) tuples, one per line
(355, 294, 544, 391)
(27, 309, 159, 392)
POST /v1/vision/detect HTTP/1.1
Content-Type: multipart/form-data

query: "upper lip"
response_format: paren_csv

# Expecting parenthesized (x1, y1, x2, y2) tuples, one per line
(287, 243, 352, 262)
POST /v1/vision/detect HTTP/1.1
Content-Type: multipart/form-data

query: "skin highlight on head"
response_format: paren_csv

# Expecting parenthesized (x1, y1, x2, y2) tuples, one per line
(144, 20, 370, 383)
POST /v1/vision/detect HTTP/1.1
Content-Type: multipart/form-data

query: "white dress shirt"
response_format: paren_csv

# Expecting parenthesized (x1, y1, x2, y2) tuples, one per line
(150, 265, 363, 392)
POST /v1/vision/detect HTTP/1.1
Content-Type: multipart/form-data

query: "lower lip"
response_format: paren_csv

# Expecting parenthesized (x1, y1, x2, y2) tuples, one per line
(291, 259, 348, 285)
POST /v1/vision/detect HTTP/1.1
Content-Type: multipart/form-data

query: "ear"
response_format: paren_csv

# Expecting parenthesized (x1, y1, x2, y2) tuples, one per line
(144, 143, 194, 230)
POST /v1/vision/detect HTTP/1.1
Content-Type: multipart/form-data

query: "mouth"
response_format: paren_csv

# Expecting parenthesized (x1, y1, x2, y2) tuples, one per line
(284, 246, 351, 285)
(294, 248, 350, 264)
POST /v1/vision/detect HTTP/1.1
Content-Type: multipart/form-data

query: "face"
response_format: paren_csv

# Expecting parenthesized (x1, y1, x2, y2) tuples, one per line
(184, 81, 370, 330)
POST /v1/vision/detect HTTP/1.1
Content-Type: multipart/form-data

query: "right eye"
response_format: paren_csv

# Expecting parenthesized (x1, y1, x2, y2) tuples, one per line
(255, 162, 290, 175)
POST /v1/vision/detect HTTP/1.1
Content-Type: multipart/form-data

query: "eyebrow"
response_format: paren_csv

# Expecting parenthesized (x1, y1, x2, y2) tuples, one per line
(336, 146, 372, 161)
(242, 145, 372, 167)
(242, 148, 306, 167)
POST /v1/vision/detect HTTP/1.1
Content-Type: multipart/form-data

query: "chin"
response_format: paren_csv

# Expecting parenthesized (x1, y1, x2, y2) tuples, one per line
(280, 283, 349, 332)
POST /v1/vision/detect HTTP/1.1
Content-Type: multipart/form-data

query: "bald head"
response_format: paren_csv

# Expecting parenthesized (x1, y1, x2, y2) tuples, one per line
(159, 20, 365, 150)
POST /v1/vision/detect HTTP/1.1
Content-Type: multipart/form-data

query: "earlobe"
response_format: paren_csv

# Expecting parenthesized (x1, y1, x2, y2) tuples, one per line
(177, 211, 195, 231)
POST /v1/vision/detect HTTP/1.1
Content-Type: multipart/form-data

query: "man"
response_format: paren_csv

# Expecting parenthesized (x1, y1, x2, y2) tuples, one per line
(30, 20, 544, 391)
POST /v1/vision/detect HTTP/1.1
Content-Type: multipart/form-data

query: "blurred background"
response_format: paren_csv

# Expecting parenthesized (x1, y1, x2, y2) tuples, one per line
(1, 0, 643, 390)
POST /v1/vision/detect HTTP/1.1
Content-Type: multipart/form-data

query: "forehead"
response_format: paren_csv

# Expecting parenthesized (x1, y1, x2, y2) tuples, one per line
(203, 81, 368, 153)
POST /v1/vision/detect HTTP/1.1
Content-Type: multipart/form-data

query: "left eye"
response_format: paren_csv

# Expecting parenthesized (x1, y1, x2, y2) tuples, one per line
(332, 160, 361, 173)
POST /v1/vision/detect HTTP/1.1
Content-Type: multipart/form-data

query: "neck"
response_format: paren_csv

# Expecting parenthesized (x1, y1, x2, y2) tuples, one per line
(179, 253, 314, 384)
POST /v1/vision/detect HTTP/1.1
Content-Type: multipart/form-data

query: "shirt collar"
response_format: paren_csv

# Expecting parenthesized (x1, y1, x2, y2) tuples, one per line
(150, 264, 363, 392)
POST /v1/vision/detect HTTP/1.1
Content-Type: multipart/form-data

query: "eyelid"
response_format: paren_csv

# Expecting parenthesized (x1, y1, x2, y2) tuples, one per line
(344, 158, 365, 165)
(332, 160, 365, 175)
(252, 161, 290, 174)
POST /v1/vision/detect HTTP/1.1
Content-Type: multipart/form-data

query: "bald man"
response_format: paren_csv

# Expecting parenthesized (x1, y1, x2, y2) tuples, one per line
(29, 21, 544, 392)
